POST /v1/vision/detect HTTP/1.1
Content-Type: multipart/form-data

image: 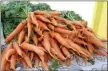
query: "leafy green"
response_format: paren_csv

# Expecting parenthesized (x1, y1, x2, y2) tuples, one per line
(88, 59, 95, 65)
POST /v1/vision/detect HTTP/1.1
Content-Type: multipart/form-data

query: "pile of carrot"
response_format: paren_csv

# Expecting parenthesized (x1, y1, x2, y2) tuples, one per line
(1, 10, 107, 71)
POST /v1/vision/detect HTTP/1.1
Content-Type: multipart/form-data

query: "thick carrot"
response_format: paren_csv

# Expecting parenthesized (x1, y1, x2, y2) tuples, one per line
(36, 15, 51, 23)
(10, 54, 18, 70)
(34, 27, 43, 36)
(30, 12, 39, 27)
(54, 16, 70, 25)
(5, 49, 16, 61)
(27, 17, 32, 40)
(13, 42, 23, 57)
(54, 27, 72, 34)
(22, 50, 32, 68)
(50, 17, 58, 26)
(18, 30, 25, 45)
(32, 34, 38, 45)
(61, 46, 71, 58)
(5, 20, 27, 43)
(50, 38, 66, 60)
(5, 62, 10, 71)
(47, 24, 55, 31)
(37, 20, 49, 31)
(35, 55, 40, 68)
(20, 42, 45, 64)
(20, 58, 27, 68)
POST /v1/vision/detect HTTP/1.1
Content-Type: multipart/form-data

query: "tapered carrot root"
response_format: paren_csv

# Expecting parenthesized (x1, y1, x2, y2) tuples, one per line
(5, 49, 16, 61)
(65, 58, 71, 66)
(32, 34, 38, 45)
(18, 30, 25, 45)
(73, 38, 87, 45)
(30, 52, 34, 61)
(5, 20, 27, 43)
(50, 17, 58, 26)
(21, 58, 28, 68)
(35, 55, 40, 68)
(24, 35, 29, 43)
(22, 50, 32, 68)
(50, 38, 66, 60)
(41, 61, 49, 71)
(30, 12, 39, 27)
(36, 15, 51, 23)
(10, 54, 18, 70)
(34, 27, 43, 36)
(47, 24, 55, 30)
(13, 42, 23, 57)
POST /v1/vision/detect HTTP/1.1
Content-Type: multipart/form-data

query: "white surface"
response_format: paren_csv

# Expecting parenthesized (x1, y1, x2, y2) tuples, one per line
(31, 1, 95, 27)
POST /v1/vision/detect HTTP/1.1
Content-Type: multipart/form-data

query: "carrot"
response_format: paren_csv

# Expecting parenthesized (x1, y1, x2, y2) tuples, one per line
(34, 10, 47, 15)
(5, 49, 16, 61)
(5, 20, 27, 43)
(50, 17, 58, 26)
(18, 30, 25, 45)
(87, 43, 94, 54)
(50, 38, 66, 60)
(51, 47, 57, 55)
(1, 56, 7, 71)
(54, 16, 70, 25)
(20, 42, 45, 64)
(34, 27, 43, 36)
(47, 24, 55, 31)
(37, 43, 47, 52)
(36, 15, 51, 23)
(57, 24, 67, 29)
(73, 38, 87, 45)
(94, 49, 107, 56)
(61, 46, 71, 58)
(10, 54, 18, 70)
(54, 27, 72, 34)
(30, 52, 34, 61)
(37, 20, 49, 31)
(38, 36, 43, 42)
(27, 17, 32, 40)
(49, 11, 61, 15)
(50, 32, 71, 49)
(22, 50, 32, 68)
(1, 43, 12, 60)
(13, 42, 23, 57)
(30, 12, 39, 27)
(20, 58, 28, 68)
(70, 21, 84, 28)
(35, 55, 40, 68)
(41, 61, 49, 71)
(65, 58, 71, 66)
(32, 34, 38, 45)
(5, 62, 10, 71)
(24, 35, 29, 43)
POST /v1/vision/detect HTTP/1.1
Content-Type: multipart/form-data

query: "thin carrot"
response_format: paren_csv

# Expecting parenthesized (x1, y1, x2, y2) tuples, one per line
(5, 20, 27, 43)
(10, 54, 18, 70)
(13, 42, 23, 57)
(22, 50, 32, 68)
(34, 10, 47, 15)
(37, 20, 49, 31)
(27, 17, 32, 40)
(37, 43, 47, 52)
(36, 15, 51, 23)
(73, 38, 87, 45)
(61, 46, 71, 58)
(24, 35, 29, 43)
(41, 61, 49, 71)
(5, 49, 16, 61)
(20, 58, 28, 68)
(51, 47, 57, 55)
(18, 30, 25, 45)
(50, 38, 66, 60)
(30, 52, 34, 61)
(5, 62, 10, 71)
(65, 58, 71, 66)
(35, 55, 40, 68)
(30, 12, 39, 27)
(32, 34, 38, 46)
(20, 42, 45, 64)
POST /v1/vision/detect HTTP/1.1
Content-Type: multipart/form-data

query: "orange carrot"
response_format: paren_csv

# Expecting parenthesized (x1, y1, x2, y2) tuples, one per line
(30, 52, 34, 61)
(5, 49, 16, 61)
(41, 61, 49, 71)
(21, 42, 45, 64)
(1, 56, 7, 71)
(32, 34, 38, 45)
(34, 10, 47, 15)
(73, 38, 87, 45)
(27, 17, 32, 40)
(21, 58, 28, 68)
(65, 58, 71, 66)
(30, 12, 39, 27)
(24, 35, 29, 43)
(18, 30, 25, 45)
(36, 15, 51, 23)
(47, 24, 55, 31)
(38, 36, 43, 42)
(54, 27, 72, 34)
(5, 20, 27, 43)
(35, 55, 40, 68)
(10, 54, 18, 70)
(50, 38, 66, 60)
(34, 27, 43, 36)
(49, 11, 61, 15)
(37, 20, 49, 31)
(61, 46, 71, 58)
(13, 42, 23, 57)
(51, 47, 57, 55)
(57, 24, 67, 29)
(37, 43, 47, 52)
(22, 50, 32, 68)
(5, 62, 10, 71)
(50, 17, 58, 26)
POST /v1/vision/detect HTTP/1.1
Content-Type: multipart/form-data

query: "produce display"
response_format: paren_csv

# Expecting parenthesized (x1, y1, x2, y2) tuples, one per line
(1, 10, 107, 71)
(1, 1, 83, 38)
